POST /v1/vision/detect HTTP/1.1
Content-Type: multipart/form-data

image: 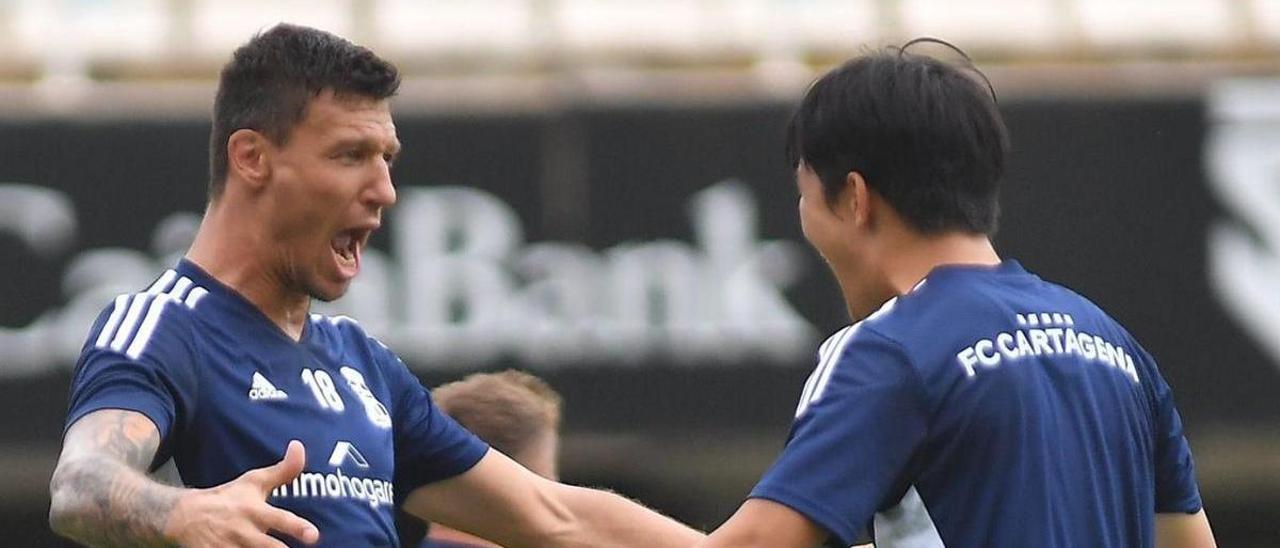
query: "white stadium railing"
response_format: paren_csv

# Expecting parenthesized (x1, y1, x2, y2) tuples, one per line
(1, 0, 1274, 79)
(0, 0, 1271, 115)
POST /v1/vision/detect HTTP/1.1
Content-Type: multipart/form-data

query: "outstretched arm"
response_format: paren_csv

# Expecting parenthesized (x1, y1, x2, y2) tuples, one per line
(1156, 510, 1216, 548)
(699, 498, 827, 548)
(49, 409, 182, 546)
(403, 449, 704, 548)
(49, 409, 319, 547)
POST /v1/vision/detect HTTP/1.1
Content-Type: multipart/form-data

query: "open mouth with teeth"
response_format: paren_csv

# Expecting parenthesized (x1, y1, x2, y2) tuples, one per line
(330, 228, 370, 276)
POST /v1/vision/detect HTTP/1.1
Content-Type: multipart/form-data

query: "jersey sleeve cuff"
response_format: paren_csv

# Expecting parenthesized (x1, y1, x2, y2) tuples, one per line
(749, 482, 859, 546)
(394, 440, 490, 506)
(440, 438, 489, 480)
(1156, 496, 1203, 515)
(64, 399, 171, 443)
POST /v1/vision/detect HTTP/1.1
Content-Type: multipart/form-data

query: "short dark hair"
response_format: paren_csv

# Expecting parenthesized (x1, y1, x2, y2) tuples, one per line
(208, 23, 401, 198)
(785, 41, 1008, 235)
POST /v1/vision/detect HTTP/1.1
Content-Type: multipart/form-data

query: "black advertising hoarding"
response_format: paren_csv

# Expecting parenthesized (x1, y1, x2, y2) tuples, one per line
(3, 97, 1278, 426)
(1, 90, 1278, 543)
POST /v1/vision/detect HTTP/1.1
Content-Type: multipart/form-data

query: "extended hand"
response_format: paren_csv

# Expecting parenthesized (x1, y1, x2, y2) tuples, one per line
(165, 440, 320, 547)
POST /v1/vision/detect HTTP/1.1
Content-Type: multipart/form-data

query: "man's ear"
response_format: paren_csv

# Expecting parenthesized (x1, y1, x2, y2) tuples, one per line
(844, 171, 875, 230)
(226, 129, 272, 191)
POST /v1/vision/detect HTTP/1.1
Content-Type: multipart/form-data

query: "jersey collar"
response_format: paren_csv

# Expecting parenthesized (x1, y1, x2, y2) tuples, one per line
(174, 258, 314, 345)
(923, 259, 1028, 283)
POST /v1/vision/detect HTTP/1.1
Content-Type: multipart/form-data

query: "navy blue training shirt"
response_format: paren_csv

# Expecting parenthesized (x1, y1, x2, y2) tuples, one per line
(750, 261, 1201, 547)
(66, 259, 489, 547)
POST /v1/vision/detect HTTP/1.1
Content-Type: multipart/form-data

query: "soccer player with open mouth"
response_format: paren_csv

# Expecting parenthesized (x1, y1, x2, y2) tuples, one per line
(49, 23, 703, 548)
(698, 40, 1216, 548)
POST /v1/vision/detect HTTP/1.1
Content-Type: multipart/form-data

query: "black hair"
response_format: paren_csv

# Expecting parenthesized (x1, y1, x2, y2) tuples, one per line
(208, 23, 401, 198)
(785, 38, 1008, 235)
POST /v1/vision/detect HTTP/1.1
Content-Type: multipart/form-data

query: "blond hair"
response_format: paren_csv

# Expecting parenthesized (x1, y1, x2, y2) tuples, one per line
(432, 370, 562, 459)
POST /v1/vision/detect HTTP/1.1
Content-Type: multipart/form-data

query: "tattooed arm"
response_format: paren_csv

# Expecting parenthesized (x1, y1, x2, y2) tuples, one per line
(48, 410, 179, 546)
(49, 409, 320, 547)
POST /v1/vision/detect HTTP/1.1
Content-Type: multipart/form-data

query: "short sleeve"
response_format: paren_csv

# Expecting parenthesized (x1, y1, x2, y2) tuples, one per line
(1151, 369, 1202, 514)
(383, 351, 488, 503)
(66, 293, 198, 463)
(750, 326, 928, 546)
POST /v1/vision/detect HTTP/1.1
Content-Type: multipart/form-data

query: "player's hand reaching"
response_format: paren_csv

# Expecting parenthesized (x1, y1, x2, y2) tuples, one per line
(165, 440, 320, 547)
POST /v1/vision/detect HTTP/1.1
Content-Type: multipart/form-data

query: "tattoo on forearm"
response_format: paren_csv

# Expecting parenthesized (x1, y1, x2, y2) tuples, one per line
(50, 410, 181, 547)
(93, 410, 158, 469)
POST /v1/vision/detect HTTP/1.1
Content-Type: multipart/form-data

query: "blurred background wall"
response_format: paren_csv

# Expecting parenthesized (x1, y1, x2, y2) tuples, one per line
(0, 0, 1277, 546)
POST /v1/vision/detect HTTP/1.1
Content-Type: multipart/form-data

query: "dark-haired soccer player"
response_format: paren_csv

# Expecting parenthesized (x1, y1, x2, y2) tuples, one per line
(48, 24, 702, 548)
(700, 43, 1216, 548)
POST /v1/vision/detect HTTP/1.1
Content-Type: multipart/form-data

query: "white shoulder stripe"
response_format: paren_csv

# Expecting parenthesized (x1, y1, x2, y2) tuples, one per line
(329, 315, 359, 326)
(169, 276, 194, 301)
(109, 294, 154, 351)
(817, 326, 848, 361)
(183, 286, 208, 308)
(94, 294, 132, 348)
(103, 270, 178, 351)
(797, 296, 903, 416)
(809, 324, 862, 408)
(145, 270, 177, 294)
(797, 325, 855, 414)
(868, 296, 900, 322)
(819, 325, 856, 366)
(796, 325, 857, 417)
(94, 274, 210, 355)
(307, 314, 360, 327)
(126, 294, 174, 359)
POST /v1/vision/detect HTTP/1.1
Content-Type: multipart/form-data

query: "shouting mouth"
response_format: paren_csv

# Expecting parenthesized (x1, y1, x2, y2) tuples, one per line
(330, 226, 373, 278)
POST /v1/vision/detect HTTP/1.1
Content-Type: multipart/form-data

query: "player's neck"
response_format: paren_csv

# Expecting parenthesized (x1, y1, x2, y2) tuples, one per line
(186, 201, 311, 341)
(834, 231, 999, 320)
(882, 231, 1001, 292)
(427, 525, 500, 547)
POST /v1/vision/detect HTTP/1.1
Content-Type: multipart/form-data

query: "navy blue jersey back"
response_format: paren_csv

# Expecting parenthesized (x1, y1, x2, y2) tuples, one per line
(66, 260, 488, 547)
(751, 261, 1200, 547)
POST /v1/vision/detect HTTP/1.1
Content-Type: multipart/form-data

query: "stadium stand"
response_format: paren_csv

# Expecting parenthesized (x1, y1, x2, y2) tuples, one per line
(0, 0, 1273, 84)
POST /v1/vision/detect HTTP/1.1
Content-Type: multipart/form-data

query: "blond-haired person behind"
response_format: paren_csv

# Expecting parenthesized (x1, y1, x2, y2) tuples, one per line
(397, 371, 563, 547)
